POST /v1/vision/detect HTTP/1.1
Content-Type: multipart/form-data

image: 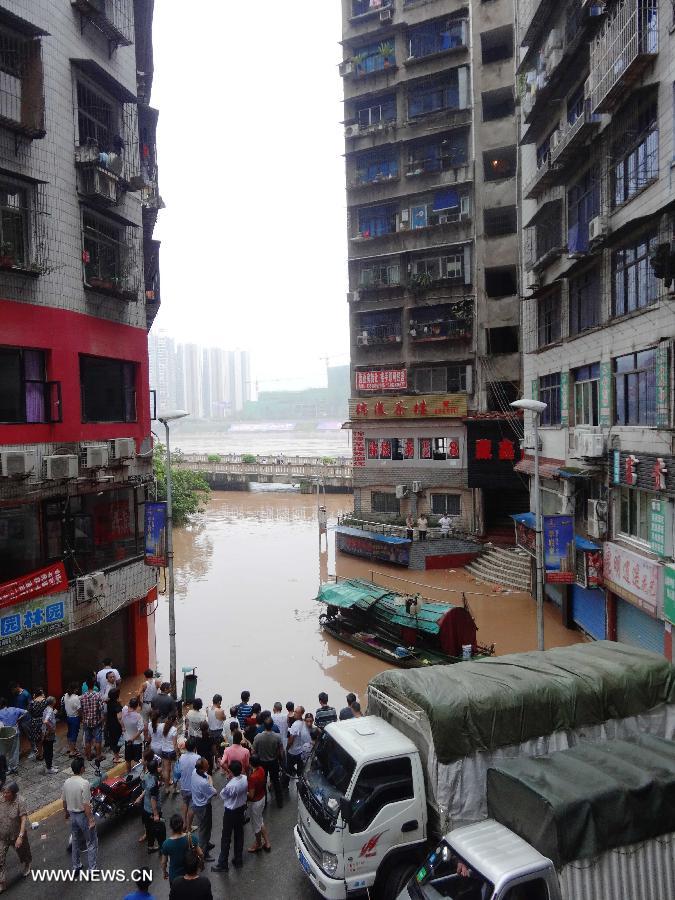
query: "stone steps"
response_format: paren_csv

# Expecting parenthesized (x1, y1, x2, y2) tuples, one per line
(465, 546, 532, 591)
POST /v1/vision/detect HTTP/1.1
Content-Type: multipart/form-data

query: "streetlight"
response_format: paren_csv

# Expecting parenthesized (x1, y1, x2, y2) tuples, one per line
(158, 409, 189, 698)
(511, 398, 548, 651)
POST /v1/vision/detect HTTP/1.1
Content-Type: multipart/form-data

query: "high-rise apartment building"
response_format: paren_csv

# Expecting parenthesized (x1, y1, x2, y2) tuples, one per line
(517, 0, 674, 657)
(341, 0, 524, 537)
(0, 0, 161, 693)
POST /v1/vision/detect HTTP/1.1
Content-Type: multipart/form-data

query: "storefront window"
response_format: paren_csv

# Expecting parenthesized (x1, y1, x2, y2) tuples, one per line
(618, 487, 650, 543)
(0, 505, 41, 580)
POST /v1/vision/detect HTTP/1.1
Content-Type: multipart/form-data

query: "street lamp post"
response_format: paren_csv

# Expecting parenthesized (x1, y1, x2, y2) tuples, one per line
(158, 409, 189, 698)
(511, 398, 548, 651)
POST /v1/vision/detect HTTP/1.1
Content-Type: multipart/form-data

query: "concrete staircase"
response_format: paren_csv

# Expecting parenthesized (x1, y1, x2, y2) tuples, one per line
(465, 545, 532, 591)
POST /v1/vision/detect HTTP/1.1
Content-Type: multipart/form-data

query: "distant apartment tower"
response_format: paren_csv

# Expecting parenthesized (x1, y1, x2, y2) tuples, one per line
(149, 330, 177, 413)
(517, 0, 675, 656)
(0, 1, 161, 692)
(341, 0, 524, 535)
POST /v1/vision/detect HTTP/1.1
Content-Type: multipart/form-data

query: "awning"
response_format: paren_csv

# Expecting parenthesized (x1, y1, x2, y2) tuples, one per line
(575, 535, 600, 551)
(514, 456, 564, 479)
(511, 512, 535, 529)
(433, 188, 459, 211)
(558, 465, 601, 480)
(335, 525, 411, 545)
(71, 59, 137, 103)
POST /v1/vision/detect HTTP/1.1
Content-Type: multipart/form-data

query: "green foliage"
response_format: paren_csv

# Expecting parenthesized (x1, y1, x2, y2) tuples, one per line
(241, 453, 257, 464)
(206, 453, 222, 463)
(153, 443, 210, 527)
(321, 456, 336, 465)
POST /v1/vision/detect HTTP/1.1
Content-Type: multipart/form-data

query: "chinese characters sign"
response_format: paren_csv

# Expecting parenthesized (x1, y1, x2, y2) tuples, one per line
(560, 371, 569, 426)
(0, 563, 68, 610)
(603, 541, 662, 614)
(350, 393, 467, 420)
(599, 362, 612, 426)
(544, 516, 575, 583)
(0, 596, 68, 652)
(144, 502, 167, 567)
(649, 498, 672, 558)
(656, 342, 669, 428)
(353, 431, 365, 468)
(355, 369, 407, 392)
(664, 564, 675, 625)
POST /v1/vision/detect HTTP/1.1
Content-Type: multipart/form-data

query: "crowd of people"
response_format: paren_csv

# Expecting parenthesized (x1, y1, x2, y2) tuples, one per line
(0, 661, 364, 898)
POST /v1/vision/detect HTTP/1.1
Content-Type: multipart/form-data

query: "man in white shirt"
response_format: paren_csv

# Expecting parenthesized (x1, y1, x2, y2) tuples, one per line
(438, 514, 452, 536)
(271, 701, 289, 746)
(138, 669, 159, 724)
(211, 760, 248, 873)
(287, 712, 314, 778)
(176, 737, 201, 825)
(62, 757, 97, 872)
(120, 698, 143, 772)
(96, 658, 121, 693)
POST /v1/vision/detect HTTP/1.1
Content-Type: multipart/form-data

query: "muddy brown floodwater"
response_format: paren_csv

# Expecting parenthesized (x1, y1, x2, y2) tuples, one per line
(155, 492, 583, 711)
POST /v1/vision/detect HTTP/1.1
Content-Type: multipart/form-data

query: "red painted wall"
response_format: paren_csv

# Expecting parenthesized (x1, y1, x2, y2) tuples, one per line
(0, 299, 150, 448)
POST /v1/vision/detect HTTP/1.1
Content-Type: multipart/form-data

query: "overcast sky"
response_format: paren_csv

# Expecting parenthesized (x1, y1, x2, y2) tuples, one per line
(150, 2, 349, 392)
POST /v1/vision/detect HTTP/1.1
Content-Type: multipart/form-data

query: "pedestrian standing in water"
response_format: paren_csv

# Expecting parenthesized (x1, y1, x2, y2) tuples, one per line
(42, 697, 58, 774)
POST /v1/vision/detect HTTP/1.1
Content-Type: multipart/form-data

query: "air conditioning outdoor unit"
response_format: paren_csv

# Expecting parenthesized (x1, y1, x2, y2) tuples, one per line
(345, 124, 360, 139)
(339, 60, 354, 77)
(411, 480, 422, 493)
(576, 431, 605, 458)
(356, 334, 369, 347)
(0, 450, 37, 477)
(81, 445, 109, 469)
(395, 484, 408, 498)
(589, 215, 608, 243)
(77, 165, 119, 204)
(587, 499, 607, 539)
(44, 454, 79, 480)
(380, 7, 393, 21)
(110, 438, 135, 461)
(76, 571, 107, 604)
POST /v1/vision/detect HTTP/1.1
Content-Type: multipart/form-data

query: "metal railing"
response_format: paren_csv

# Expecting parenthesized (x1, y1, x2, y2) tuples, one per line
(337, 514, 479, 543)
(177, 455, 353, 480)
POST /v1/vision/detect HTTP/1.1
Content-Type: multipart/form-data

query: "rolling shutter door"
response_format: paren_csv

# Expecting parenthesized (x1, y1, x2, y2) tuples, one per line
(545, 583, 563, 608)
(571, 585, 606, 640)
(616, 598, 664, 655)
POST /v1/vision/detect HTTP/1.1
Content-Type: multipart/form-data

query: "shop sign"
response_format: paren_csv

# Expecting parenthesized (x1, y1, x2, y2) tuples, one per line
(144, 502, 167, 567)
(355, 369, 407, 392)
(603, 541, 662, 613)
(0, 563, 68, 610)
(578, 549, 603, 588)
(560, 371, 569, 426)
(664, 564, 675, 624)
(544, 515, 575, 583)
(612, 449, 621, 485)
(353, 431, 365, 468)
(0, 595, 68, 652)
(656, 342, 670, 428)
(350, 393, 467, 420)
(649, 497, 672, 558)
(599, 362, 612, 426)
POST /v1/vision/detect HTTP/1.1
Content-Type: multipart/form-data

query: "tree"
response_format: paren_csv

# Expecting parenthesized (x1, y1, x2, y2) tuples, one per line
(153, 444, 210, 527)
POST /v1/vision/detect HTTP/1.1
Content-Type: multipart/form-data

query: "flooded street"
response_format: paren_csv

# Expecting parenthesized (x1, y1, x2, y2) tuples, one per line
(155, 491, 583, 708)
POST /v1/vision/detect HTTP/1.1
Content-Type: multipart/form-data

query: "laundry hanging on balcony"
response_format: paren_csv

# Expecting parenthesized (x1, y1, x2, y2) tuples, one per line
(432, 189, 460, 211)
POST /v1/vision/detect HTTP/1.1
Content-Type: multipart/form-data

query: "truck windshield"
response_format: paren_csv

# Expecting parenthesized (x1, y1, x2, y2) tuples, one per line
(300, 732, 356, 832)
(405, 841, 494, 900)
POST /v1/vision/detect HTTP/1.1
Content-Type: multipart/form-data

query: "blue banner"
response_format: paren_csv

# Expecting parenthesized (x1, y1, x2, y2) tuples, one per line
(544, 515, 575, 583)
(144, 502, 167, 567)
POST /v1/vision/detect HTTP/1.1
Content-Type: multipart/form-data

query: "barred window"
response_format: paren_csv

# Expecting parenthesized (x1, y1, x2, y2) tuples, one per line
(569, 266, 601, 335)
(613, 349, 656, 426)
(612, 233, 659, 316)
(611, 96, 658, 207)
(538, 290, 561, 347)
(539, 373, 561, 425)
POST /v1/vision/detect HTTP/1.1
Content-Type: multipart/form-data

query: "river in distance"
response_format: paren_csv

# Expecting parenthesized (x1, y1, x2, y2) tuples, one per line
(169, 425, 352, 459)
(154, 491, 582, 712)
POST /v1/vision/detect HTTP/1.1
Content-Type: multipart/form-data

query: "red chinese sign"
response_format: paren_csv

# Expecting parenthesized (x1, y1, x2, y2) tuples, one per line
(0, 563, 68, 611)
(350, 394, 467, 420)
(625, 455, 639, 485)
(355, 370, 407, 392)
(653, 458, 668, 491)
(94, 500, 132, 545)
(353, 431, 365, 468)
(475, 439, 492, 460)
(603, 541, 661, 611)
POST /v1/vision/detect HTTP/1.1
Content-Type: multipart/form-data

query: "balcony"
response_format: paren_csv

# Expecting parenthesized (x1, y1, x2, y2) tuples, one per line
(356, 324, 402, 347)
(71, 0, 133, 49)
(406, 156, 472, 187)
(550, 100, 601, 168)
(357, 262, 402, 294)
(0, 180, 49, 277)
(525, 199, 565, 271)
(523, 154, 559, 200)
(409, 311, 472, 343)
(82, 212, 141, 303)
(405, 20, 468, 65)
(0, 20, 46, 140)
(589, 0, 658, 113)
(351, 0, 393, 19)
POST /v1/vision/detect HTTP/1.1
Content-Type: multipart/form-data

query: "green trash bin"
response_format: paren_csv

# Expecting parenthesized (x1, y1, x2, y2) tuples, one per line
(181, 667, 197, 704)
(0, 726, 17, 761)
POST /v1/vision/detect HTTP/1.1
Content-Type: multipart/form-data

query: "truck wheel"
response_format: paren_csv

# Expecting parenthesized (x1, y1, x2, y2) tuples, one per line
(374, 861, 417, 900)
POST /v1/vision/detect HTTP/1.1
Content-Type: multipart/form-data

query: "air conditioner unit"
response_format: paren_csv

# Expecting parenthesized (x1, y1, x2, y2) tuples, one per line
(356, 334, 369, 347)
(526, 271, 540, 291)
(589, 215, 608, 243)
(380, 7, 393, 21)
(345, 124, 360, 139)
(395, 484, 408, 499)
(0, 450, 37, 477)
(76, 571, 107, 604)
(81, 445, 110, 469)
(44, 454, 79, 480)
(411, 480, 422, 493)
(576, 431, 605, 458)
(339, 59, 354, 77)
(587, 499, 607, 538)
(110, 438, 135, 461)
(77, 165, 119, 204)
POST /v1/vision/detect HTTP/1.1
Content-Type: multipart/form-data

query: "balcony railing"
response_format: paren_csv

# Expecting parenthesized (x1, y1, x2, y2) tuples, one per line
(550, 100, 601, 167)
(356, 324, 402, 346)
(71, 0, 133, 48)
(406, 21, 468, 62)
(409, 316, 472, 342)
(589, 0, 658, 113)
(523, 153, 559, 200)
(351, 0, 392, 18)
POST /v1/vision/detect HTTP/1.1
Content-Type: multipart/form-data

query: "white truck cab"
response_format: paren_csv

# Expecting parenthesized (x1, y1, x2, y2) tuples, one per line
(294, 716, 428, 899)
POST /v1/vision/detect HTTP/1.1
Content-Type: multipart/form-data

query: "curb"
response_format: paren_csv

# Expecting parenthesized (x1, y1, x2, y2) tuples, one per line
(29, 761, 129, 824)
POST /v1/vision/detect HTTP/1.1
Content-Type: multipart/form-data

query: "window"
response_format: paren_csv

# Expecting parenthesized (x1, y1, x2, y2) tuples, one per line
(357, 204, 397, 238)
(485, 266, 518, 297)
(434, 437, 460, 460)
(431, 494, 461, 515)
(567, 167, 600, 253)
(80, 355, 136, 423)
(569, 266, 601, 335)
(537, 290, 561, 347)
(0, 505, 41, 581)
(484, 206, 517, 237)
(408, 71, 462, 118)
(539, 373, 561, 425)
(354, 149, 399, 185)
(411, 251, 464, 282)
(65, 487, 141, 573)
(483, 147, 516, 180)
(413, 365, 470, 393)
(0, 347, 58, 424)
(566, 82, 585, 126)
(612, 233, 660, 316)
(618, 486, 650, 542)
(573, 363, 600, 425)
(358, 311, 401, 345)
(371, 492, 400, 514)
(352, 0, 392, 15)
(530, 201, 563, 262)
(482, 86, 515, 121)
(367, 438, 413, 460)
(611, 96, 658, 207)
(76, 80, 119, 153)
(353, 41, 395, 76)
(407, 131, 468, 175)
(406, 191, 470, 229)
(0, 180, 28, 267)
(613, 349, 656, 425)
(358, 261, 401, 288)
(349, 757, 413, 833)
(502, 879, 551, 900)
(82, 210, 133, 294)
(480, 25, 513, 64)
(355, 95, 396, 129)
(0, 22, 44, 138)
(408, 18, 466, 59)
(487, 327, 519, 354)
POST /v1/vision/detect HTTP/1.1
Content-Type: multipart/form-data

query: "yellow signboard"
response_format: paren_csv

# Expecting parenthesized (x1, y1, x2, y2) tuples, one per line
(349, 393, 468, 420)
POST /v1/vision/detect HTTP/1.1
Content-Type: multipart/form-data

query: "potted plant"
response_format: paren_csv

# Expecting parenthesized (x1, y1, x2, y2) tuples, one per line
(378, 41, 395, 67)
(0, 242, 14, 267)
(352, 51, 367, 75)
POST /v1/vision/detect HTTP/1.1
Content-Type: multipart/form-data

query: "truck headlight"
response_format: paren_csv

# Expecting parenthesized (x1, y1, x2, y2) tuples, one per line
(321, 851, 339, 877)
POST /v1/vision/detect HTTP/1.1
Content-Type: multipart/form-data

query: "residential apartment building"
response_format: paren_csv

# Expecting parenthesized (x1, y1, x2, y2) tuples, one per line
(341, 0, 525, 540)
(517, 0, 675, 657)
(0, 0, 161, 694)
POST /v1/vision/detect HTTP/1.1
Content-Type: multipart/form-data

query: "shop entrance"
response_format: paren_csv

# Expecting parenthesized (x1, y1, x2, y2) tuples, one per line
(483, 487, 530, 543)
(60, 608, 130, 688)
